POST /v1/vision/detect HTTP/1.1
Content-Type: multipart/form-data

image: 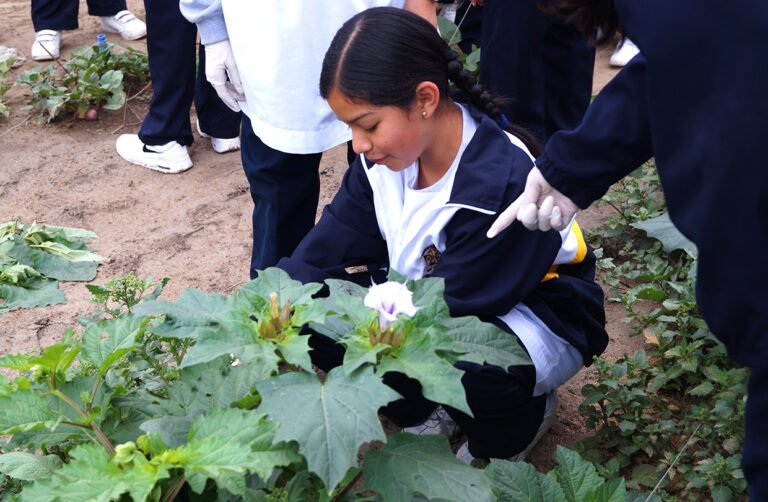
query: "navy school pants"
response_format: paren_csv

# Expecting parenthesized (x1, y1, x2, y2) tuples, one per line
(308, 331, 547, 460)
(745, 366, 768, 501)
(241, 116, 323, 278)
(32, 0, 127, 31)
(139, 0, 240, 147)
(479, 0, 595, 144)
(241, 120, 356, 279)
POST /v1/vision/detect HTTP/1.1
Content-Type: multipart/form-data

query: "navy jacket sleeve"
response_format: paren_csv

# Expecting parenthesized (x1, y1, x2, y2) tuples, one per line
(277, 156, 389, 284)
(536, 54, 654, 209)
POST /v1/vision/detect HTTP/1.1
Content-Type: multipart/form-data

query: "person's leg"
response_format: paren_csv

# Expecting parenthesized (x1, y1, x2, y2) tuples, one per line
(744, 366, 768, 500)
(84, 0, 126, 17)
(31, 0, 78, 31)
(195, 44, 241, 140)
(541, 15, 595, 140)
(447, 361, 546, 459)
(480, 0, 548, 143)
(138, 0, 196, 147)
(241, 116, 322, 278)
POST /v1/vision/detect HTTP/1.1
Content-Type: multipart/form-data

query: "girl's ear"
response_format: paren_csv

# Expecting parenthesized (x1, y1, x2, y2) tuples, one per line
(414, 81, 440, 118)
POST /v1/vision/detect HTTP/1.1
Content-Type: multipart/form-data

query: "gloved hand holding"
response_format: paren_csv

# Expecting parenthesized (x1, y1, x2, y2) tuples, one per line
(487, 166, 580, 237)
(204, 39, 245, 112)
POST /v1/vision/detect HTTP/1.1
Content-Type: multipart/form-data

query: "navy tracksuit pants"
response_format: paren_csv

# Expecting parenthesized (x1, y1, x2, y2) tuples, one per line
(746, 366, 768, 501)
(240, 117, 323, 278)
(139, 0, 240, 147)
(31, 0, 126, 31)
(478, 0, 595, 144)
(241, 118, 356, 279)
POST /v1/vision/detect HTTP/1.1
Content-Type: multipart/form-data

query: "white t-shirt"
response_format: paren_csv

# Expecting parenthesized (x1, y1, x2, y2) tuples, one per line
(221, 0, 405, 154)
(363, 104, 583, 395)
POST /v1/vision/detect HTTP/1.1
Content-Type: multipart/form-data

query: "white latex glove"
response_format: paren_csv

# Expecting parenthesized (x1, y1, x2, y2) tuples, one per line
(487, 166, 580, 237)
(204, 40, 245, 113)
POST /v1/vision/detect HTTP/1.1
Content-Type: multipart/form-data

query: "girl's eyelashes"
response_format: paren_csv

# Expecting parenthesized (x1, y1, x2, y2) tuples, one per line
(364, 123, 378, 133)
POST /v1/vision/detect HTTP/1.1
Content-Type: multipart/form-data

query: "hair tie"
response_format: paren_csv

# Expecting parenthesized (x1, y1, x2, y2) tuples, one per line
(498, 114, 509, 129)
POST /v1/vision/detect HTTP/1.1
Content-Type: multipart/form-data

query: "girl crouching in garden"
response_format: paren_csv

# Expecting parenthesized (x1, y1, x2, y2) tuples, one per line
(278, 7, 607, 463)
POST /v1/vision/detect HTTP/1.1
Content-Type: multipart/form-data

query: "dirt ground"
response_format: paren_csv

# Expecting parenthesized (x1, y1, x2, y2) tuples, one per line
(0, 0, 646, 471)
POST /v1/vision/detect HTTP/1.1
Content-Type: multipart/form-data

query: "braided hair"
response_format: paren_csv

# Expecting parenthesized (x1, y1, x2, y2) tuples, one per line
(319, 7, 541, 156)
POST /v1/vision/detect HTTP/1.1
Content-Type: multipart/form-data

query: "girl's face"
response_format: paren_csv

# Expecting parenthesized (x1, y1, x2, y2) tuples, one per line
(327, 89, 428, 171)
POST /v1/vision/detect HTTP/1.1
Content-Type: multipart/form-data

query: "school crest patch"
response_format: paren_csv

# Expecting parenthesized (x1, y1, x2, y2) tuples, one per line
(421, 244, 441, 275)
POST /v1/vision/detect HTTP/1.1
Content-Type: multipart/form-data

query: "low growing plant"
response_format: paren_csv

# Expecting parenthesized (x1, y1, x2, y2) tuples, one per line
(581, 164, 747, 501)
(15, 40, 148, 122)
(0, 221, 103, 312)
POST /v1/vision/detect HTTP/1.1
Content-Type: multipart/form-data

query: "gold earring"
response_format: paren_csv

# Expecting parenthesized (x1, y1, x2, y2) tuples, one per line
(422, 110, 427, 118)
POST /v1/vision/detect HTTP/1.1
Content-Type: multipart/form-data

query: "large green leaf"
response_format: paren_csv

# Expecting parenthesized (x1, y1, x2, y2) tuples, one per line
(0, 278, 66, 312)
(631, 213, 697, 256)
(9, 237, 99, 281)
(548, 446, 604, 502)
(378, 332, 471, 415)
(0, 391, 61, 434)
(133, 288, 237, 339)
(19, 444, 169, 502)
(140, 359, 270, 447)
(136, 270, 327, 371)
(587, 477, 625, 502)
(363, 434, 492, 502)
(0, 452, 62, 481)
(28, 342, 80, 375)
(82, 314, 146, 378)
(178, 408, 301, 495)
(439, 315, 532, 368)
(256, 367, 400, 491)
(485, 459, 566, 501)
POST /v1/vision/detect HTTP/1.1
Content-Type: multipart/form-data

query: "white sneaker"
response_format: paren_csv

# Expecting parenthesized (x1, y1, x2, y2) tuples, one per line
(456, 391, 558, 464)
(609, 38, 640, 67)
(101, 10, 147, 41)
(196, 119, 240, 154)
(30, 30, 61, 61)
(402, 406, 461, 438)
(116, 135, 193, 174)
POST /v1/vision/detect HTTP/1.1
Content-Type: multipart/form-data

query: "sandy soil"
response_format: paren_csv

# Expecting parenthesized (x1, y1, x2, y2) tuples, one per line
(0, 0, 645, 471)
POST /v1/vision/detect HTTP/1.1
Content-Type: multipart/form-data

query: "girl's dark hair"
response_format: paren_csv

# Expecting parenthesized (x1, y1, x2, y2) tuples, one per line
(545, 0, 621, 45)
(319, 7, 541, 156)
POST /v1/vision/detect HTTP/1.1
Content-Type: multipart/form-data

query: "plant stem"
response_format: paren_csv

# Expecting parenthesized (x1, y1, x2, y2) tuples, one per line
(332, 470, 363, 502)
(161, 475, 186, 502)
(52, 389, 115, 455)
(645, 422, 701, 501)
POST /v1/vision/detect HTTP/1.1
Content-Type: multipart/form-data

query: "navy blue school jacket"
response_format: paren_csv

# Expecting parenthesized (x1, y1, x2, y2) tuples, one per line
(535, 0, 768, 368)
(278, 107, 608, 367)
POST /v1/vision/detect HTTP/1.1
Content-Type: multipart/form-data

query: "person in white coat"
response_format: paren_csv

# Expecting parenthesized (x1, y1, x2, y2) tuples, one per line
(180, 0, 437, 279)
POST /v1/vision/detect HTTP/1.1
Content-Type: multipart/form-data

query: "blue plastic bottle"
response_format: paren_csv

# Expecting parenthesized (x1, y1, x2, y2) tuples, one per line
(97, 33, 107, 52)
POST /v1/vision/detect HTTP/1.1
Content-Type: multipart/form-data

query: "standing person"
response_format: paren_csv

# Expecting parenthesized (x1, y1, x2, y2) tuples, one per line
(30, 0, 146, 61)
(473, 0, 595, 144)
(115, 1, 240, 174)
(278, 7, 607, 463)
(487, 1, 768, 498)
(179, 0, 437, 279)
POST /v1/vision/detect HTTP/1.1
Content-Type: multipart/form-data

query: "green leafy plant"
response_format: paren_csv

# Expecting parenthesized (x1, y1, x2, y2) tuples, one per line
(581, 163, 747, 500)
(437, 15, 481, 77)
(15, 41, 148, 122)
(0, 221, 103, 312)
(0, 267, 667, 500)
(0, 57, 14, 118)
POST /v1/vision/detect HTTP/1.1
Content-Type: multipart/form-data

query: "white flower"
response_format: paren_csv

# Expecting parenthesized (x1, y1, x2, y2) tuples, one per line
(364, 281, 418, 329)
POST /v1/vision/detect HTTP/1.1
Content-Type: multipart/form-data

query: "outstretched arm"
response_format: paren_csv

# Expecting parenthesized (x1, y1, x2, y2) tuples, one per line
(488, 54, 654, 236)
